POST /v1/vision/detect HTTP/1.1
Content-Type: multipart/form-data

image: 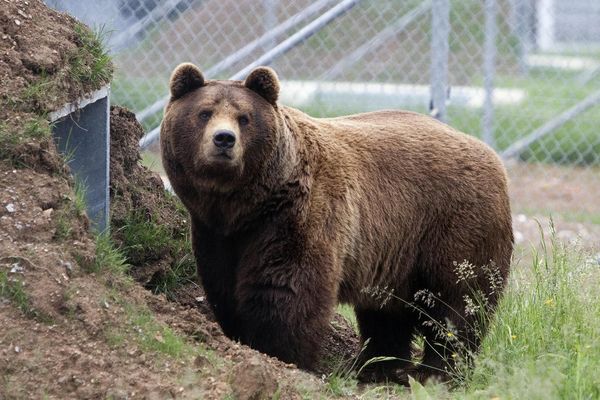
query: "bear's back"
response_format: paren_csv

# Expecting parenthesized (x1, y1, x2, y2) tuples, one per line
(287, 107, 512, 304)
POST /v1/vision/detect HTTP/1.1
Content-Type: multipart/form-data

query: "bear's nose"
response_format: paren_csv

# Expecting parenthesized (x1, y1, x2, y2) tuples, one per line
(213, 130, 236, 149)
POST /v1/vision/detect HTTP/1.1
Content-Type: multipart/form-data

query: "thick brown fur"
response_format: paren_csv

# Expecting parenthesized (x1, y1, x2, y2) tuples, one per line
(160, 63, 513, 381)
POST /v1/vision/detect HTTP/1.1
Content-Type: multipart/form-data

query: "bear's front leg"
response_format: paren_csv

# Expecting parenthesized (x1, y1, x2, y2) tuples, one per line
(234, 251, 337, 370)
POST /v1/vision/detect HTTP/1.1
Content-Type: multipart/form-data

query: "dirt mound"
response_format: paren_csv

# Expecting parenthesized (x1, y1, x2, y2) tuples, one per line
(0, 0, 77, 114)
(109, 106, 193, 288)
(1, 0, 112, 173)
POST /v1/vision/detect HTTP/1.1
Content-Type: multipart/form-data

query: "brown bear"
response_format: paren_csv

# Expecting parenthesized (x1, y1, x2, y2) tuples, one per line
(160, 63, 513, 382)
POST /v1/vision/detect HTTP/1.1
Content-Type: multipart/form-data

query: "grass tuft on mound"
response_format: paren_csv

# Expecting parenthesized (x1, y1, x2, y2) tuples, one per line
(71, 23, 112, 87)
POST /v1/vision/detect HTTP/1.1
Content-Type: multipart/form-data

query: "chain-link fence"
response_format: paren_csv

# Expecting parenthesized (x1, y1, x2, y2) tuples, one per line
(47, 0, 600, 247)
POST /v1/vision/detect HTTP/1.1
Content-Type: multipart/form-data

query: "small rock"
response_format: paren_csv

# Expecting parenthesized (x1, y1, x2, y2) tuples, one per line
(14, 346, 21, 353)
(5, 203, 15, 213)
(42, 208, 53, 218)
(194, 354, 210, 369)
(9, 263, 24, 274)
(14, 19, 21, 26)
(195, 296, 205, 302)
(62, 261, 74, 277)
(229, 356, 279, 400)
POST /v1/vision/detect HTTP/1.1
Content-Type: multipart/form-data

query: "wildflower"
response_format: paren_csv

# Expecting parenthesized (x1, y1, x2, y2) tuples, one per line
(463, 294, 480, 316)
(452, 353, 458, 358)
(446, 332, 455, 338)
(454, 260, 477, 283)
(511, 335, 517, 340)
(544, 298, 554, 307)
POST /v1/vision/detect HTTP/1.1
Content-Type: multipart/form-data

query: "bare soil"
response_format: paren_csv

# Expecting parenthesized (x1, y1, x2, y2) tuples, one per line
(507, 162, 600, 263)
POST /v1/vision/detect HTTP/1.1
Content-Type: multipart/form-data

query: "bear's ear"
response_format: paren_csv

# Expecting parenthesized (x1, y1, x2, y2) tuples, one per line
(169, 63, 205, 100)
(244, 66, 280, 105)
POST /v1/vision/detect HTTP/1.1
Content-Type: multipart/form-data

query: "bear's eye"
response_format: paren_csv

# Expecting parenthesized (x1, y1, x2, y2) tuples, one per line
(199, 111, 212, 121)
(238, 115, 250, 126)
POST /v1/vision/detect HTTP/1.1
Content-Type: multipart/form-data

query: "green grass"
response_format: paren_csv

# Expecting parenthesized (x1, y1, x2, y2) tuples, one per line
(299, 65, 600, 166)
(20, 74, 56, 109)
(70, 23, 113, 87)
(140, 150, 166, 175)
(0, 270, 31, 317)
(108, 0, 599, 166)
(517, 208, 600, 226)
(111, 75, 165, 131)
(150, 253, 197, 296)
(117, 210, 196, 298)
(455, 228, 600, 398)
(54, 212, 73, 241)
(312, 226, 600, 399)
(119, 211, 172, 263)
(5, 24, 111, 117)
(104, 287, 211, 360)
(88, 233, 130, 276)
(0, 269, 53, 323)
(73, 179, 88, 216)
(126, 304, 188, 357)
(53, 178, 89, 241)
(336, 304, 358, 334)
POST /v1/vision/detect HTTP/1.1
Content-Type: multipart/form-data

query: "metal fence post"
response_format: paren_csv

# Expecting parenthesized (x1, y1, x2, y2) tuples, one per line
(511, 0, 533, 75)
(263, 0, 278, 52)
(482, 0, 497, 148)
(430, 0, 450, 123)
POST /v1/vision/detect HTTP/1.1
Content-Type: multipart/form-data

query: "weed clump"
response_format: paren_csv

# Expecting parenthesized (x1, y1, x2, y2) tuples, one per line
(70, 23, 112, 87)
(116, 211, 196, 298)
(0, 266, 53, 324)
(0, 117, 52, 166)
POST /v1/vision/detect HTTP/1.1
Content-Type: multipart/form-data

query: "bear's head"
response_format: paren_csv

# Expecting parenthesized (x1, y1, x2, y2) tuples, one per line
(160, 63, 286, 194)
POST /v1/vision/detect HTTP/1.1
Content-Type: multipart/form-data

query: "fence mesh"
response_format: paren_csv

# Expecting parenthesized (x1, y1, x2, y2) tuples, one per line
(47, 0, 600, 249)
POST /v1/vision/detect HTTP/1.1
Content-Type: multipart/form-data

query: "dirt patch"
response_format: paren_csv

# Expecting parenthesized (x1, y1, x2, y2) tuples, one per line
(508, 162, 600, 216)
(507, 162, 600, 262)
